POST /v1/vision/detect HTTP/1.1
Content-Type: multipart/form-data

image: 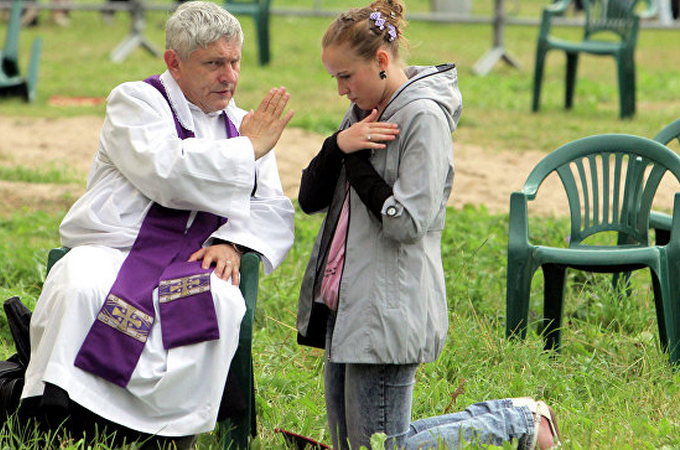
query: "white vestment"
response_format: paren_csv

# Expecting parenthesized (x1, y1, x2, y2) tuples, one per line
(21, 71, 295, 436)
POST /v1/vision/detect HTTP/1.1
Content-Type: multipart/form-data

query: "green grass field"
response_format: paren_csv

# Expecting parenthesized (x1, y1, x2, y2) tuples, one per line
(1, 0, 680, 448)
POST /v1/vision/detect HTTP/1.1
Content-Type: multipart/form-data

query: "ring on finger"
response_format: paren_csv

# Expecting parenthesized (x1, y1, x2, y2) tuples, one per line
(367, 135, 372, 141)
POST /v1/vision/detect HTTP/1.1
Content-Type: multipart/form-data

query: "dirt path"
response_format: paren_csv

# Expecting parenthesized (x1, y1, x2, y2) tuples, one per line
(1, 116, 676, 218)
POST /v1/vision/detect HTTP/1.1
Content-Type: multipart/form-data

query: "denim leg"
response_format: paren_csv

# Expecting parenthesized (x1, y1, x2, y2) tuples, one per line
(323, 313, 418, 450)
(325, 313, 350, 450)
(404, 399, 535, 450)
(325, 359, 349, 450)
(344, 363, 418, 450)
(409, 399, 514, 433)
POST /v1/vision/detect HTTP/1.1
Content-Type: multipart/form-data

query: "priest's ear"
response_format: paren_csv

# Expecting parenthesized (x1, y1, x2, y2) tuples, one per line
(164, 49, 181, 75)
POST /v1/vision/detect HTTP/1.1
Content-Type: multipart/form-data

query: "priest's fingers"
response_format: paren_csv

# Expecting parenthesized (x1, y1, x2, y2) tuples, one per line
(229, 261, 240, 286)
(188, 247, 207, 263)
(214, 257, 240, 284)
(188, 244, 240, 284)
(254, 88, 291, 124)
(268, 87, 290, 118)
(256, 87, 277, 113)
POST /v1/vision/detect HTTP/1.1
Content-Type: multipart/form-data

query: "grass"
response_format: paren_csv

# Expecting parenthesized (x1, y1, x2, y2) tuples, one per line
(0, 164, 78, 184)
(3, 205, 680, 448)
(1, 1, 680, 448)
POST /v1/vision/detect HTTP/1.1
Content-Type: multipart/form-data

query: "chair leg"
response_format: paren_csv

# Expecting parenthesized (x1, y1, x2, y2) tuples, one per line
(617, 54, 636, 119)
(565, 52, 578, 110)
(506, 255, 536, 340)
(532, 44, 547, 112)
(657, 257, 680, 366)
(255, 12, 270, 66)
(542, 264, 567, 352)
(26, 37, 42, 102)
(650, 269, 669, 353)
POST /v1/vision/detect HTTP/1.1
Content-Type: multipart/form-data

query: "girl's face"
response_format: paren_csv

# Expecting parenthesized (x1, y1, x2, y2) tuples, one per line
(322, 44, 388, 111)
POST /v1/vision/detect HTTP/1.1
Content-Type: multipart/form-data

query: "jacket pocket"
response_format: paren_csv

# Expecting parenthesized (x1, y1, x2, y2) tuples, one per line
(376, 235, 400, 309)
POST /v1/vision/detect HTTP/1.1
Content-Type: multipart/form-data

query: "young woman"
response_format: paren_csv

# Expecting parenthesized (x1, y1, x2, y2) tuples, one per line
(295, 1, 563, 449)
(296, 0, 460, 448)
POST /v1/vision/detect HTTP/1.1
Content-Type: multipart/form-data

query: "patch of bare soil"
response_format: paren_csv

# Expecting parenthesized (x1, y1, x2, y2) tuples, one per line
(1, 116, 677, 219)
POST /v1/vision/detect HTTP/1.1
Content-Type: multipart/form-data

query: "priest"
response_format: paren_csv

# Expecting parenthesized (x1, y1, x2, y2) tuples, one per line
(19, 2, 295, 447)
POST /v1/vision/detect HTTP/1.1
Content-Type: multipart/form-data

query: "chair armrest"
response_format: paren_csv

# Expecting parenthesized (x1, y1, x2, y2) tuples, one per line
(545, 0, 572, 16)
(539, 0, 572, 38)
(669, 193, 680, 244)
(508, 192, 530, 251)
(637, 0, 658, 19)
(650, 210, 672, 232)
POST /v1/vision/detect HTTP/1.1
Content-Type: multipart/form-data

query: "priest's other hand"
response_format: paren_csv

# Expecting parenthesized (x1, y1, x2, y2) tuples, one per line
(188, 243, 241, 285)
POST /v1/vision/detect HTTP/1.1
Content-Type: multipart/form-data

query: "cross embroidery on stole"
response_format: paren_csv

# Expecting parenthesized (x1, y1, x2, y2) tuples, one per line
(158, 273, 211, 304)
(97, 294, 153, 343)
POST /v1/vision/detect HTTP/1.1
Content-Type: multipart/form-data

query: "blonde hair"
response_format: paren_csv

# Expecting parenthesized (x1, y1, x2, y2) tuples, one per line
(322, 0, 407, 61)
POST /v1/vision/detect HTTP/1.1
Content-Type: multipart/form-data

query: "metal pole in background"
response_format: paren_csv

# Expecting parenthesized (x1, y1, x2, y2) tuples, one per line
(109, 0, 162, 63)
(472, 0, 521, 76)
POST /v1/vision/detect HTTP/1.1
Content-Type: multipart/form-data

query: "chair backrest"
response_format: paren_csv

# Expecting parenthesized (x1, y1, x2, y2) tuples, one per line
(654, 118, 680, 147)
(521, 134, 680, 246)
(582, 0, 641, 42)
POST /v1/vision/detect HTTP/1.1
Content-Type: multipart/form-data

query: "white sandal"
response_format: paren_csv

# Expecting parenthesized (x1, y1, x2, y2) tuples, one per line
(511, 398, 562, 449)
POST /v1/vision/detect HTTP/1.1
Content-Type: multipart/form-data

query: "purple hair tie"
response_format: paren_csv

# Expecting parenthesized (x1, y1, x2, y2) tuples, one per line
(387, 24, 397, 42)
(369, 11, 397, 42)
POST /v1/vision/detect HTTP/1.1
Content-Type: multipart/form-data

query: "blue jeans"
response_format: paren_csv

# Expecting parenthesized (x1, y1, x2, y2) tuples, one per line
(404, 399, 535, 450)
(324, 315, 536, 450)
(324, 314, 418, 450)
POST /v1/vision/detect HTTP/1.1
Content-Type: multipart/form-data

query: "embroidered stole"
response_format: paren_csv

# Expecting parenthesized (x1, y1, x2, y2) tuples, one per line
(74, 75, 238, 387)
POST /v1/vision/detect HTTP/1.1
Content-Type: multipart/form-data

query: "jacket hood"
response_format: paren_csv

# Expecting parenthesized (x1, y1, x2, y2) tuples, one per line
(345, 63, 462, 134)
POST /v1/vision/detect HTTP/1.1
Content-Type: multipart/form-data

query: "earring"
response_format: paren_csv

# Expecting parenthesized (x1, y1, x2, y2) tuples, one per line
(379, 70, 387, 80)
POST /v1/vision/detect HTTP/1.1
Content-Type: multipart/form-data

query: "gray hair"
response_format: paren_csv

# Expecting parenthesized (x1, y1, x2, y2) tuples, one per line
(166, 1, 244, 60)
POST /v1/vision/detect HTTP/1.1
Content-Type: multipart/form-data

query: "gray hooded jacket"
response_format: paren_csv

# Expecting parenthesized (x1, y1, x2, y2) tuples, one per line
(297, 63, 462, 364)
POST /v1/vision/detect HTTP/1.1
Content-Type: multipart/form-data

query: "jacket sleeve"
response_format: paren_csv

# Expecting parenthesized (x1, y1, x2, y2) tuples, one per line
(344, 151, 393, 221)
(380, 106, 455, 244)
(298, 132, 345, 214)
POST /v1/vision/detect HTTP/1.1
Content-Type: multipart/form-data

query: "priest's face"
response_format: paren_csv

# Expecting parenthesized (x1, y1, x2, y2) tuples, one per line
(165, 37, 241, 113)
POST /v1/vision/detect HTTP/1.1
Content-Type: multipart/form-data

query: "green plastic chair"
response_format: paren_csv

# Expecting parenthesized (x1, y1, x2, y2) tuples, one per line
(218, 251, 260, 449)
(612, 119, 680, 289)
(505, 134, 680, 365)
(643, 119, 680, 246)
(532, 0, 641, 119)
(0, 0, 42, 102)
(223, 0, 271, 66)
(46, 248, 261, 449)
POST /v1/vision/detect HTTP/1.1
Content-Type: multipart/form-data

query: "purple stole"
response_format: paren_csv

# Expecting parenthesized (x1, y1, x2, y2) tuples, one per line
(74, 75, 239, 388)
